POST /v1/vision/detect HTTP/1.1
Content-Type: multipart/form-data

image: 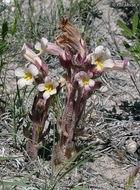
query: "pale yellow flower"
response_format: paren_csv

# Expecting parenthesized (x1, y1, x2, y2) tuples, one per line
(90, 46, 114, 71)
(15, 64, 39, 88)
(38, 77, 58, 100)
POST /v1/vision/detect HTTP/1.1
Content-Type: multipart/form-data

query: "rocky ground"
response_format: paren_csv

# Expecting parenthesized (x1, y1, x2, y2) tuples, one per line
(0, 0, 140, 190)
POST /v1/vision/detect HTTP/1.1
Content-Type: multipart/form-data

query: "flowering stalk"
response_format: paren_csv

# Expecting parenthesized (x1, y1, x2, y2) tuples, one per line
(53, 16, 129, 166)
(16, 16, 129, 162)
(23, 94, 51, 159)
(16, 50, 60, 159)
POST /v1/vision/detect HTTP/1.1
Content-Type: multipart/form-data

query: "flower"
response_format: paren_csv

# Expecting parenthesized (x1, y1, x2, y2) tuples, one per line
(89, 46, 114, 71)
(35, 37, 66, 60)
(15, 64, 39, 88)
(99, 57, 130, 72)
(75, 71, 95, 92)
(112, 57, 130, 70)
(45, 42, 66, 59)
(35, 38, 48, 54)
(21, 43, 42, 67)
(38, 77, 59, 100)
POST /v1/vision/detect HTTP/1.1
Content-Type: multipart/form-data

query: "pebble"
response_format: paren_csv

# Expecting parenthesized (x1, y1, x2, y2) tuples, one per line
(99, 86, 108, 93)
(125, 139, 137, 154)
(90, 111, 97, 119)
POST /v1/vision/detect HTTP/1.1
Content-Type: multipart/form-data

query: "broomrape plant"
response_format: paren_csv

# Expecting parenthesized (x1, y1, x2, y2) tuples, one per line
(15, 16, 129, 166)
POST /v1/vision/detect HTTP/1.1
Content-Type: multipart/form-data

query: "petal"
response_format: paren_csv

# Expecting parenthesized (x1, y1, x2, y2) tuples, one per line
(89, 79, 95, 87)
(95, 46, 104, 57)
(78, 80, 84, 87)
(79, 71, 86, 78)
(32, 55, 42, 66)
(50, 89, 57, 95)
(45, 42, 65, 57)
(38, 84, 45, 91)
(17, 78, 26, 88)
(99, 48, 111, 62)
(112, 60, 126, 70)
(35, 42, 41, 50)
(41, 38, 48, 49)
(43, 91, 50, 100)
(21, 43, 42, 66)
(28, 64, 39, 76)
(45, 76, 51, 83)
(103, 59, 114, 68)
(15, 68, 25, 77)
(26, 78, 34, 85)
(85, 85, 91, 91)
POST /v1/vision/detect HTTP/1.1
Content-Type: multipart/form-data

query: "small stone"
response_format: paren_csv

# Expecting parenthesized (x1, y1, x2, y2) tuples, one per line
(90, 111, 97, 119)
(99, 86, 108, 93)
(125, 139, 137, 154)
(110, 100, 116, 106)
(92, 95, 97, 99)
(116, 108, 123, 115)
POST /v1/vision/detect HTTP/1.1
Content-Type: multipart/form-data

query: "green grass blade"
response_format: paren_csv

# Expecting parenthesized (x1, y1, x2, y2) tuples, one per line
(124, 166, 140, 190)
(11, 12, 19, 36)
(50, 142, 99, 190)
(117, 20, 133, 37)
(54, 142, 99, 180)
(1, 20, 8, 40)
(96, 34, 104, 46)
(0, 181, 31, 188)
(50, 154, 90, 190)
(0, 40, 7, 56)
(132, 13, 138, 33)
